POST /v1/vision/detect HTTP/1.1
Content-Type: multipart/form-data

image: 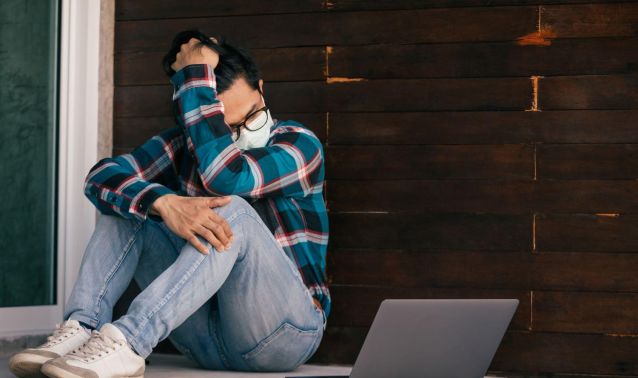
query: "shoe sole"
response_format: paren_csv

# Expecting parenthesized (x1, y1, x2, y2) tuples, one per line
(8, 359, 47, 378)
(41, 363, 143, 378)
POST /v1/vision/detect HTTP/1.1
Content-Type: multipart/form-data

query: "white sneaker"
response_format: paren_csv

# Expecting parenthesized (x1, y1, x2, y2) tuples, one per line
(41, 323, 145, 378)
(8, 319, 91, 378)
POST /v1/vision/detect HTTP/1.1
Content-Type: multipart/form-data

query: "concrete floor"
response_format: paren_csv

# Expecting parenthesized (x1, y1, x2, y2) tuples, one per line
(1, 353, 353, 378)
(1, 353, 505, 377)
(143, 354, 353, 377)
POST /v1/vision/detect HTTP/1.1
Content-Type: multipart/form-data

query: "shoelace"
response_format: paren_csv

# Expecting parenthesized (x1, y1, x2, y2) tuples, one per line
(42, 321, 79, 347)
(69, 330, 124, 362)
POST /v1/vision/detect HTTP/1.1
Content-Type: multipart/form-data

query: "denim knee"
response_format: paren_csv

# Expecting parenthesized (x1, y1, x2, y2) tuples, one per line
(213, 195, 258, 221)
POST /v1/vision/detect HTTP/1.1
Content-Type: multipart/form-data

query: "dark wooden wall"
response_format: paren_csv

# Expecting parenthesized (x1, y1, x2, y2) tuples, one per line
(113, 1, 638, 376)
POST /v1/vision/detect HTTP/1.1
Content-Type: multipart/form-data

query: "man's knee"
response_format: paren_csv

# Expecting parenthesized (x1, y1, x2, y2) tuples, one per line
(214, 195, 256, 220)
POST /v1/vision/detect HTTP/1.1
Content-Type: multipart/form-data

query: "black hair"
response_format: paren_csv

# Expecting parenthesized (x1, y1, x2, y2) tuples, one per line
(162, 29, 261, 94)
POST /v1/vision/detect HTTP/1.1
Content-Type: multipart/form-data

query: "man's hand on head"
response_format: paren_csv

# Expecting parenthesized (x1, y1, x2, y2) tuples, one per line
(150, 194, 234, 255)
(170, 37, 220, 72)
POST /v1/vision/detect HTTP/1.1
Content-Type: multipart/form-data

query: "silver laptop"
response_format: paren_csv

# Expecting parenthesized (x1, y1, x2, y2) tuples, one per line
(289, 299, 518, 378)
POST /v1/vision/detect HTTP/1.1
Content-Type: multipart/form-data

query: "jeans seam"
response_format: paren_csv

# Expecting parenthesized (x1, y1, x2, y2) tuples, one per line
(93, 219, 144, 324)
(130, 250, 208, 341)
(210, 307, 233, 370)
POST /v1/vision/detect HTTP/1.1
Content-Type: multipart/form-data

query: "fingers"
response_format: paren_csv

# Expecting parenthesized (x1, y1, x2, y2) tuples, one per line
(194, 223, 228, 253)
(202, 196, 234, 241)
(207, 196, 232, 208)
(187, 233, 210, 255)
(187, 37, 199, 47)
(209, 211, 233, 241)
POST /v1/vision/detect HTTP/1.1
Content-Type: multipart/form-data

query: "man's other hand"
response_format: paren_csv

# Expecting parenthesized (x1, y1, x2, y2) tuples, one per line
(170, 37, 219, 72)
(151, 194, 234, 255)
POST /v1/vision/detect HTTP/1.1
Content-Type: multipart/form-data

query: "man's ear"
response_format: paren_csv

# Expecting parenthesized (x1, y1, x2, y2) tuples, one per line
(258, 79, 264, 94)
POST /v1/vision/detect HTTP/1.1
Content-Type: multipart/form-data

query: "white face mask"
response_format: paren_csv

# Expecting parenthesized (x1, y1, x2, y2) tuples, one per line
(231, 94, 274, 150)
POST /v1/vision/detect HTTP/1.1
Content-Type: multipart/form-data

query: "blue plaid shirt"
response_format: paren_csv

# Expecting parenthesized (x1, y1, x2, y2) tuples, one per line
(83, 64, 331, 318)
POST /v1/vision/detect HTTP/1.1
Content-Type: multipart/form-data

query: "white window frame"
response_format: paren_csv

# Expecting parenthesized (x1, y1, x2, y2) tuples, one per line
(0, 0, 101, 337)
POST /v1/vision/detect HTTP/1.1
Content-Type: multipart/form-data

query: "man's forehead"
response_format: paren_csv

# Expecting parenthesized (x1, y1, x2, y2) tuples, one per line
(218, 78, 260, 124)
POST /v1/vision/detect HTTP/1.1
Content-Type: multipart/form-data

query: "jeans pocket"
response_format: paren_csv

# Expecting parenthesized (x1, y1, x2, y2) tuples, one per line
(240, 321, 320, 372)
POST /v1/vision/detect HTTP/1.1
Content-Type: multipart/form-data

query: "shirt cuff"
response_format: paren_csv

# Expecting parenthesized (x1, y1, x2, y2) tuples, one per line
(130, 184, 176, 222)
(170, 63, 217, 99)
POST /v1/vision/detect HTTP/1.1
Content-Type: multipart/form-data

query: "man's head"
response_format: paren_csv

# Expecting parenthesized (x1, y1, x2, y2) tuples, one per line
(162, 29, 265, 130)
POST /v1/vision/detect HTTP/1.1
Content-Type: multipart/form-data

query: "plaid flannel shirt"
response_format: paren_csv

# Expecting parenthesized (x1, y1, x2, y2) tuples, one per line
(83, 63, 331, 318)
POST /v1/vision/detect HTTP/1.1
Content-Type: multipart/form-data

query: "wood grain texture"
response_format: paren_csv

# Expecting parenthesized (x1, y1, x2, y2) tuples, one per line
(328, 180, 638, 213)
(538, 144, 638, 179)
(327, 250, 638, 292)
(114, 6, 536, 52)
(328, 213, 532, 251)
(115, 47, 326, 85)
(540, 75, 638, 110)
(326, 145, 534, 179)
(537, 214, 638, 252)
(329, 38, 638, 79)
(533, 291, 638, 333)
(327, 110, 638, 145)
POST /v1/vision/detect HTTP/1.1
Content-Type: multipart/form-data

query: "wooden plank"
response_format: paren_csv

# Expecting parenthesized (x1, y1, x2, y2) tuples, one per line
(114, 77, 531, 117)
(115, 47, 326, 86)
(533, 291, 638, 334)
(328, 180, 534, 213)
(540, 75, 638, 110)
(326, 0, 619, 12)
(533, 252, 638, 292)
(116, 0, 323, 20)
(329, 38, 638, 79)
(114, 82, 327, 117)
(533, 180, 638, 213)
(116, 0, 606, 19)
(113, 113, 326, 149)
(538, 144, 638, 179)
(328, 213, 532, 251)
(326, 145, 534, 180)
(327, 285, 531, 330)
(114, 85, 172, 118)
(325, 77, 532, 111)
(492, 331, 638, 376)
(536, 213, 638, 252)
(327, 249, 533, 289)
(113, 117, 176, 149)
(328, 110, 638, 145)
(328, 180, 638, 213)
(543, 3, 638, 39)
(114, 7, 536, 52)
(328, 250, 638, 293)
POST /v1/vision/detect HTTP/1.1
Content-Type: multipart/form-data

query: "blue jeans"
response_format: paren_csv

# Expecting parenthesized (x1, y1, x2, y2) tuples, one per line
(64, 194, 326, 372)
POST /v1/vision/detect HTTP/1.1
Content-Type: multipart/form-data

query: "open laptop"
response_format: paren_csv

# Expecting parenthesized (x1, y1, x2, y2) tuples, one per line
(289, 298, 518, 378)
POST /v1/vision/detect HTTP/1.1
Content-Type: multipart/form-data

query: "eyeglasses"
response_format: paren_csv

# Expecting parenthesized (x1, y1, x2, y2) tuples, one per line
(229, 91, 269, 141)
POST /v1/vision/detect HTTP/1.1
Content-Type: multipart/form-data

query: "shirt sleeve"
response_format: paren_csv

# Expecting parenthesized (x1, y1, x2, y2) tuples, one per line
(83, 126, 185, 222)
(169, 63, 325, 199)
